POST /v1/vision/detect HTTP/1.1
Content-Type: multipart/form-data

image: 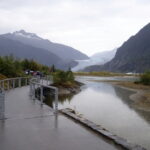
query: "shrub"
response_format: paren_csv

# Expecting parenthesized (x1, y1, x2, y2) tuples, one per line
(0, 74, 7, 80)
(140, 72, 150, 85)
(53, 70, 75, 86)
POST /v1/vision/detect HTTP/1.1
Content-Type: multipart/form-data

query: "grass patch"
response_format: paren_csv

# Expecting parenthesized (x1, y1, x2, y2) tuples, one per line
(74, 71, 133, 77)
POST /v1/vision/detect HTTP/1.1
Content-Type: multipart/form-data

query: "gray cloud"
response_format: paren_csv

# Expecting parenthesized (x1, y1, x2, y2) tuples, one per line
(0, 0, 150, 55)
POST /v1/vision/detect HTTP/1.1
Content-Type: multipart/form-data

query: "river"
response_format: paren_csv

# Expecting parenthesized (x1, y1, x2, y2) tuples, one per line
(45, 76, 150, 149)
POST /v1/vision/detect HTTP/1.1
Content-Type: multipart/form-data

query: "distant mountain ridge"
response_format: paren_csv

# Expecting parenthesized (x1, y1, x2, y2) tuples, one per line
(91, 49, 117, 64)
(2, 30, 88, 61)
(0, 30, 89, 70)
(0, 36, 62, 67)
(84, 23, 150, 73)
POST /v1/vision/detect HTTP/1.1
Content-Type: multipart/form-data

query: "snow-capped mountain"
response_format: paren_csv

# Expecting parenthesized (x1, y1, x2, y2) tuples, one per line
(13, 30, 42, 40)
(2, 30, 88, 62)
(0, 30, 89, 70)
(72, 49, 117, 71)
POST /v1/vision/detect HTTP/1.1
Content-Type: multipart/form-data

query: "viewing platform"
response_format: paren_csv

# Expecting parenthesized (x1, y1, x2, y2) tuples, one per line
(0, 77, 146, 150)
(0, 86, 125, 150)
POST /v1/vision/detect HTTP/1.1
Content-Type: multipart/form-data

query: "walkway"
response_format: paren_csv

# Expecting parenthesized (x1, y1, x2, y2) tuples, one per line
(0, 86, 124, 150)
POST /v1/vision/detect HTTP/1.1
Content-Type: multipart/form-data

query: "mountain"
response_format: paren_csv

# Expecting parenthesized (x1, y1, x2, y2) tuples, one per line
(0, 36, 63, 67)
(91, 49, 117, 62)
(84, 23, 150, 73)
(72, 49, 117, 71)
(1, 30, 88, 61)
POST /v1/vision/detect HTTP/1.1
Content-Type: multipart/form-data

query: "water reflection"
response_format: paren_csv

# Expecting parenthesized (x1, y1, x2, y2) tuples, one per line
(44, 76, 150, 149)
(113, 86, 135, 108)
(44, 93, 75, 108)
(113, 85, 150, 124)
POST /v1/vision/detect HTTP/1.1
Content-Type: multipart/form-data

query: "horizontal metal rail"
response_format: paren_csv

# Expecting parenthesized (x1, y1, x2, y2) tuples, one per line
(0, 76, 31, 120)
(30, 77, 58, 113)
(0, 77, 30, 91)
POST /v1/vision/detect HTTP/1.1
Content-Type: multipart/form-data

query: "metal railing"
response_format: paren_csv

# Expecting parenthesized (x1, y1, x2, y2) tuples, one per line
(40, 75, 53, 85)
(0, 77, 30, 91)
(0, 76, 58, 120)
(0, 77, 30, 120)
(29, 77, 58, 113)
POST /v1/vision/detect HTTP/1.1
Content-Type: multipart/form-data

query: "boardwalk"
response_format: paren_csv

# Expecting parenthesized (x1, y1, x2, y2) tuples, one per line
(0, 86, 124, 150)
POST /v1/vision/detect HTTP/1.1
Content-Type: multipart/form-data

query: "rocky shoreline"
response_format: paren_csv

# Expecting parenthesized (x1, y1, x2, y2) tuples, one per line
(101, 80, 150, 111)
(114, 82, 150, 111)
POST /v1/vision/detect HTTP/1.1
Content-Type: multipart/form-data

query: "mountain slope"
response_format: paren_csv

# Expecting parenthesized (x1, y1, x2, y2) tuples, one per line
(2, 30, 89, 61)
(0, 37, 62, 67)
(84, 23, 150, 73)
(91, 49, 117, 62)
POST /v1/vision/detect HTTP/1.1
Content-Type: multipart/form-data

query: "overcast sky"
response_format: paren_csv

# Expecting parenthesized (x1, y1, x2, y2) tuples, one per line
(0, 0, 150, 56)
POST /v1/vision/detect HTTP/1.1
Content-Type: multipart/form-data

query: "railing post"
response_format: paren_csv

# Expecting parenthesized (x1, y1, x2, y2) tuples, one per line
(25, 78, 28, 86)
(0, 89, 5, 120)
(30, 78, 59, 112)
(32, 83, 35, 100)
(55, 88, 58, 113)
(37, 77, 39, 83)
(29, 82, 32, 96)
(13, 79, 15, 88)
(40, 86, 43, 104)
(19, 78, 21, 87)
(10, 79, 13, 89)
(3, 81, 5, 91)
(47, 78, 48, 85)
(28, 78, 29, 85)
(7, 80, 9, 90)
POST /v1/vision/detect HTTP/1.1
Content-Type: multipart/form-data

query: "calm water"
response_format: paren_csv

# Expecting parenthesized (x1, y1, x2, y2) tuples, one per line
(45, 76, 150, 149)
